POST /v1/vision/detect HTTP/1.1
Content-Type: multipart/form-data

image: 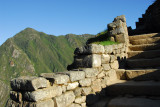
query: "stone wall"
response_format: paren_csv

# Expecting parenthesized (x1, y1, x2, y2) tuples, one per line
(68, 15, 129, 70)
(107, 15, 129, 57)
(7, 43, 127, 107)
(7, 15, 129, 107)
(72, 43, 127, 69)
(108, 15, 129, 46)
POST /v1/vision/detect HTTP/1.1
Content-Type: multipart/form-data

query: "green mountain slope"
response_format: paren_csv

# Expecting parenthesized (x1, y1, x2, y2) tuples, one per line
(0, 28, 95, 107)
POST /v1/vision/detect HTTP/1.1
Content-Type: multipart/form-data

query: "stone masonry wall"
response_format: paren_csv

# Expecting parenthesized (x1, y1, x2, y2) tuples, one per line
(8, 43, 127, 107)
(108, 15, 129, 48)
(8, 15, 129, 107)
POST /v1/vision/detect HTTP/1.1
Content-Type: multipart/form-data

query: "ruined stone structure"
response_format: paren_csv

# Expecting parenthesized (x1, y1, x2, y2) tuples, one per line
(108, 15, 129, 46)
(129, 0, 160, 35)
(8, 13, 160, 107)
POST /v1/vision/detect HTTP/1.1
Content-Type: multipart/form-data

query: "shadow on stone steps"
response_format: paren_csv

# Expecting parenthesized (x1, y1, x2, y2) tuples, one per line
(87, 69, 160, 107)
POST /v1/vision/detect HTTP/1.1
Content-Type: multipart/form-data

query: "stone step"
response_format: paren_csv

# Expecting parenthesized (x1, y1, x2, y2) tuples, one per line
(130, 37, 160, 45)
(129, 33, 160, 41)
(108, 97, 160, 107)
(128, 50, 160, 59)
(127, 58, 160, 68)
(106, 80, 160, 96)
(116, 69, 160, 81)
(129, 44, 160, 51)
(125, 69, 160, 81)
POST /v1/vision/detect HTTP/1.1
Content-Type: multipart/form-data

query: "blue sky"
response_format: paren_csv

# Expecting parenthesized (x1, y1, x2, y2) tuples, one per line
(0, 0, 153, 46)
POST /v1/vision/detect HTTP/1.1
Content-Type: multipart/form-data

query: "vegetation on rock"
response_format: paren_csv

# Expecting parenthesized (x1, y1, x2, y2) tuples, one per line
(87, 29, 118, 45)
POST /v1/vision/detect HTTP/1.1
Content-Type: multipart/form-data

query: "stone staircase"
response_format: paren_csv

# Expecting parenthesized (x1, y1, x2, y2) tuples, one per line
(91, 33, 160, 107)
(108, 33, 160, 107)
(127, 33, 160, 69)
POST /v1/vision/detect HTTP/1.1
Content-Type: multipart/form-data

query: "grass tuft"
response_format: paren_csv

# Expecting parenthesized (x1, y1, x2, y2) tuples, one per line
(87, 29, 118, 45)
(92, 41, 118, 46)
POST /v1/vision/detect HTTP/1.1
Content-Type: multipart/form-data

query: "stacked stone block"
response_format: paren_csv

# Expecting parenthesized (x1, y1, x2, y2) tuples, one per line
(108, 15, 129, 45)
(8, 43, 127, 107)
(107, 15, 129, 56)
(73, 43, 127, 69)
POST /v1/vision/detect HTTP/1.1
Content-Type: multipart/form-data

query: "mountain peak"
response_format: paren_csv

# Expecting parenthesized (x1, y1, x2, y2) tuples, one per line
(23, 27, 38, 33)
(12, 27, 41, 41)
